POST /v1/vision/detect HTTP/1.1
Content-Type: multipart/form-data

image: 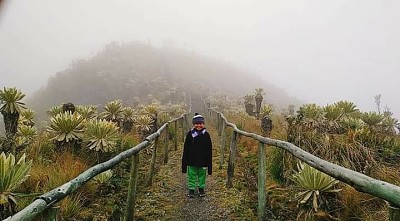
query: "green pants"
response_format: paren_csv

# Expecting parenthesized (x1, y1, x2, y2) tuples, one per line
(187, 166, 207, 190)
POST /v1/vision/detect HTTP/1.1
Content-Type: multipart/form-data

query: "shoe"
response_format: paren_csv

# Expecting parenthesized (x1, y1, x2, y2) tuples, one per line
(198, 188, 206, 197)
(187, 189, 195, 198)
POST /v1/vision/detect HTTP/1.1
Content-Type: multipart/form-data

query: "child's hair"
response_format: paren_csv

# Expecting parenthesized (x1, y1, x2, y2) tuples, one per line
(192, 113, 205, 124)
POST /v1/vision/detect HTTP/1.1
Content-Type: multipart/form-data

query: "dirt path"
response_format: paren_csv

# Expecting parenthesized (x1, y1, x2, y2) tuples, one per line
(135, 126, 256, 221)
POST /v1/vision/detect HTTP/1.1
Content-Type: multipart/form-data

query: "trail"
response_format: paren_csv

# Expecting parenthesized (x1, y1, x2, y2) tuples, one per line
(135, 126, 256, 221)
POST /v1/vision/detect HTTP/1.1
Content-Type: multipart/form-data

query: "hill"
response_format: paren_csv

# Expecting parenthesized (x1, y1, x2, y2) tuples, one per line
(28, 41, 299, 116)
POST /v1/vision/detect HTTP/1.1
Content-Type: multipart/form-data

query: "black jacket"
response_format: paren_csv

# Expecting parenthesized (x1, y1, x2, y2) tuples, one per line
(181, 128, 213, 175)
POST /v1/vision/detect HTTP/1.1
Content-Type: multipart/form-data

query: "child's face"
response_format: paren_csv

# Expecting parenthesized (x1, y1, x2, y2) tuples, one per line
(194, 122, 205, 130)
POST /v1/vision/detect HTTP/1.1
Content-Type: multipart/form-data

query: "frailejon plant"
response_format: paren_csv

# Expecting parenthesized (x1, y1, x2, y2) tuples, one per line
(46, 112, 85, 149)
(381, 115, 398, 135)
(259, 104, 274, 135)
(361, 111, 384, 130)
(290, 162, 341, 220)
(254, 88, 265, 118)
(334, 100, 359, 118)
(259, 104, 273, 119)
(93, 169, 113, 184)
(84, 119, 119, 152)
(75, 105, 98, 121)
(47, 105, 63, 117)
(243, 94, 255, 117)
(0, 87, 26, 153)
(141, 103, 160, 133)
(297, 103, 324, 130)
(102, 99, 123, 125)
(134, 114, 154, 154)
(18, 109, 35, 127)
(134, 115, 153, 139)
(121, 107, 136, 133)
(323, 104, 343, 133)
(340, 117, 365, 132)
(0, 152, 32, 219)
(15, 125, 37, 148)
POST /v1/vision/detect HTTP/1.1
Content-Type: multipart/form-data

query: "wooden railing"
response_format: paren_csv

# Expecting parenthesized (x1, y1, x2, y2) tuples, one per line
(5, 111, 191, 221)
(203, 103, 400, 221)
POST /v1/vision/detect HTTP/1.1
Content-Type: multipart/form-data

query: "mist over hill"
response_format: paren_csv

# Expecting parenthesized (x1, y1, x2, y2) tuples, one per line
(28, 41, 299, 115)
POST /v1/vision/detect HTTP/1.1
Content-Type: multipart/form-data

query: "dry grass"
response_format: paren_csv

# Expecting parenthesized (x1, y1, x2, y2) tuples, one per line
(223, 108, 400, 220)
(18, 150, 98, 214)
(12, 107, 400, 220)
(337, 185, 386, 221)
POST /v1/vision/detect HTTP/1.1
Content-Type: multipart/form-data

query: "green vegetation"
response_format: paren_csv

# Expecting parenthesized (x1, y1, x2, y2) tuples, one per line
(0, 42, 398, 220)
(84, 119, 119, 153)
(208, 92, 400, 220)
(0, 152, 32, 218)
(0, 87, 26, 153)
(46, 112, 85, 150)
(290, 162, 341, 220)
(0, 84, 193, 219)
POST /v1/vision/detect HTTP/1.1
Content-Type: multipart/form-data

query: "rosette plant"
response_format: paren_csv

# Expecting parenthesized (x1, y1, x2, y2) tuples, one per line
(290, 162, 341, 219)
(102, 100, 123, 125)
(0, 87, 26, 153)
(15, 125, 37, 148)
(0, 152, 32, 219)
(121, 107, 136, 133)
(47, 112, 85, 149)
(18, 109, 35, 127)
(75, 105, 98, 121)
(84, 119, 119, 153)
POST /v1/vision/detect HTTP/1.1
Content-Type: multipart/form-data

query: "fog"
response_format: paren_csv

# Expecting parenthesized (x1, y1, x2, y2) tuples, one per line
(0, 0, 399, 118)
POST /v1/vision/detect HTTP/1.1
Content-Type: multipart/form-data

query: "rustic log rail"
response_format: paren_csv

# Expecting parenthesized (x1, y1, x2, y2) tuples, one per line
(5, 110, 191, 221)
(204, 103, 400, 221)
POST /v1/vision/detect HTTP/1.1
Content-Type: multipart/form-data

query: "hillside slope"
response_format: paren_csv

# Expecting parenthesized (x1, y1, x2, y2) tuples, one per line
(28, 41, 299, 115)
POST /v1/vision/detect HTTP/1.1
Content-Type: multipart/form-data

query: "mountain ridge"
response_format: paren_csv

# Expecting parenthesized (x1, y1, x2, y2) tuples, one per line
(27, 41, 300, 115)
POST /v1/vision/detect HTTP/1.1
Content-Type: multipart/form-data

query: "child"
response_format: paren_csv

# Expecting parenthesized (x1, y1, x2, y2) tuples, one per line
(182, 113, 213, 197)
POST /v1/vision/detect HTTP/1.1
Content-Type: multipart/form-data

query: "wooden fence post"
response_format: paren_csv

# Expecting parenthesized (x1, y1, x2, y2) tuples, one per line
(146, 136, 159, 186)
(186, 113, 190, 132)
(226, 131, 237, 188)
(182, 117, 185, 143)
(125, 153, 139, 221)
(163, 125, 169, 164)
(215, 112, 218, 128)
(174, 120, 178, 151)
(258, 142, 267, 221)
(389, 204, 400, 221)
(217, 114, 221, 135)
(43, 206, 59, 221)
(219, 114, 224, 135)
(219, 121, 226, 169)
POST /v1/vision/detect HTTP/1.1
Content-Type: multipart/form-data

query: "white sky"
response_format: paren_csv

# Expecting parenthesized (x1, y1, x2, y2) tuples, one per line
(0, 0, 399, 118)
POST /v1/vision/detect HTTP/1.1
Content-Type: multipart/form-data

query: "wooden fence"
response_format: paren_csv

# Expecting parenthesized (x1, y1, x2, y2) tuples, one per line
(204, 103, 400, 221)
(5, 111, 191, 221)
(6, 99, 400, 221)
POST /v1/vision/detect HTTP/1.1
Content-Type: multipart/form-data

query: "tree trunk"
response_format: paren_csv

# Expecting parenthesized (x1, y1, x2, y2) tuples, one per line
(255, 95, 263, 118)
(260, 116, 272, 136)
(151, 115, 158, 133)
(245, 103, 255, 116)
(122, 121, 133, 133)
(62, 102, 75, 113)
(2, 111, 19, 153)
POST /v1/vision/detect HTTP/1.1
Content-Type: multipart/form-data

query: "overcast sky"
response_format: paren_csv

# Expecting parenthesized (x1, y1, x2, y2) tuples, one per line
(0, 0, 399, 118)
